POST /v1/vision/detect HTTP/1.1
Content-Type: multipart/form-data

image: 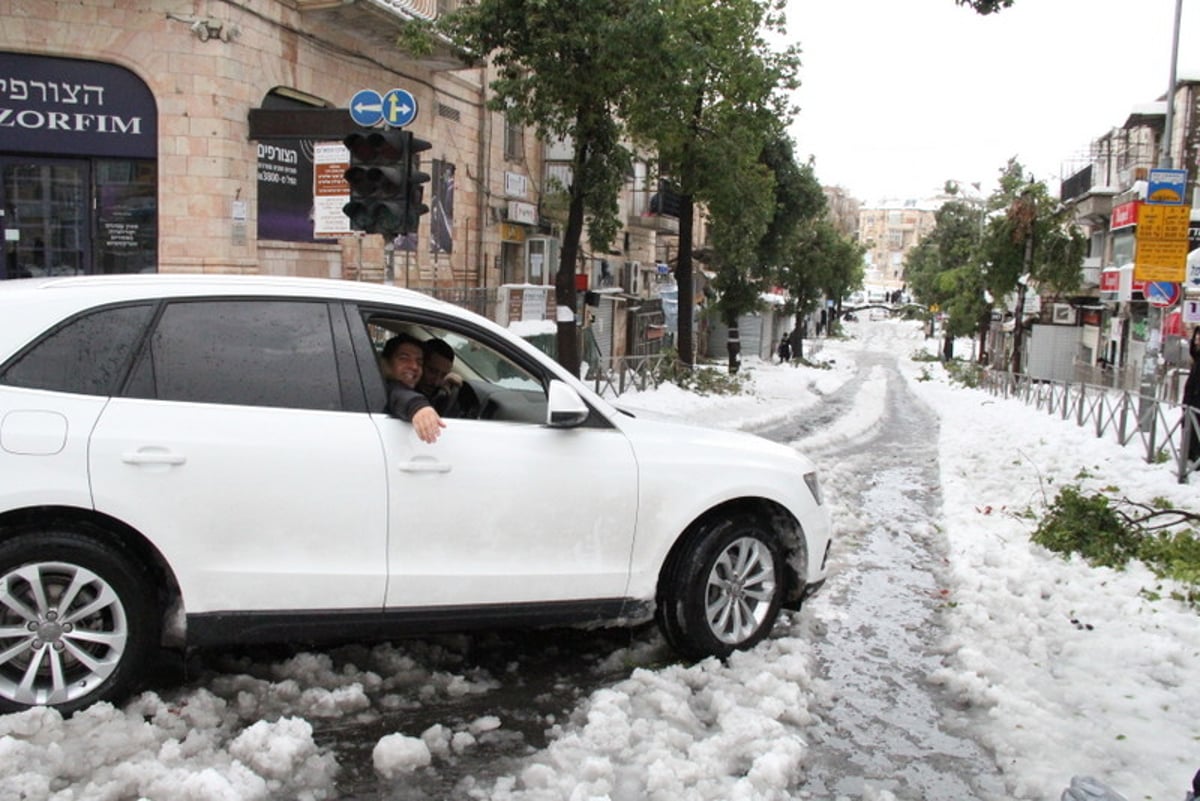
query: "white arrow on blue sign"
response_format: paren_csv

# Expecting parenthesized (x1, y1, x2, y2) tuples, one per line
(348, 89, 384, 127)
(381, 88, 418, 128)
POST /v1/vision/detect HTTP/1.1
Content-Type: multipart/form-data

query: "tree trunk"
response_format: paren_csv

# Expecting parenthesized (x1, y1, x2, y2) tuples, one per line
(791, 313, 804, 362)
(553, 144, 590, 377)
(1010, 203, 1035, 375)
(977, 311, 991, 364)
(942, 333, 954, 361)
(726, 317, 741, 374)
(676, 194, 696, 366)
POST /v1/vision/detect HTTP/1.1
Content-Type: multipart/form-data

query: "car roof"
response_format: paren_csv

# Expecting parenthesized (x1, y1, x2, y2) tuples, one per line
(0, 274, 447, 306)
(0, 275, 490, 361)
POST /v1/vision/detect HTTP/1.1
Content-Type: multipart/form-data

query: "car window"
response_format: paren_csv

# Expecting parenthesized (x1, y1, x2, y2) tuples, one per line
(0, 303, 153, 396)
(124, 299, 343, 411)
(363, 313, 550, 424)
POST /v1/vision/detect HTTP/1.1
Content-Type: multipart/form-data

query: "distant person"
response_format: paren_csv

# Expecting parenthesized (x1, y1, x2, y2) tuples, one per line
(382, 334, 445, 444)
(777, 333, 792, 364)
(1184, 326, 1200, 463)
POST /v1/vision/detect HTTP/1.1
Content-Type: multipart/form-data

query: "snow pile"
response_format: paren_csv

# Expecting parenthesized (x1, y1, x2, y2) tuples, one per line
(0, 693, 336, 801)
(481, 638, 815, 801)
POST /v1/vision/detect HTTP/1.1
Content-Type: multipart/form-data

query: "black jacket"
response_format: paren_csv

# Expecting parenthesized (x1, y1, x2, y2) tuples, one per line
(386, 379, 432, 421)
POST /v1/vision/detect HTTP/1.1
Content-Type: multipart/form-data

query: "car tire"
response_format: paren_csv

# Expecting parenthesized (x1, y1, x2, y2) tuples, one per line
(656, 513, 787, 660)
(0, 527, 158, 714)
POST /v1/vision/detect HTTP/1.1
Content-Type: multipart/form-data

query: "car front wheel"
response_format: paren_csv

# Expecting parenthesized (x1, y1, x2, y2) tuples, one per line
(656, 513, 787, 660)
(0, 528, 157, 714)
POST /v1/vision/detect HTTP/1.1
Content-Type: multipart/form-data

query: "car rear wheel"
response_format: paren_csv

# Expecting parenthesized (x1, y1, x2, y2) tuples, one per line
(656, 513, 786, 660)
(0, 528, 157, 714)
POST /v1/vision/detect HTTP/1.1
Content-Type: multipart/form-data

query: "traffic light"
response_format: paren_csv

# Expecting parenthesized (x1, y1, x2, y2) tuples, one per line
(342, 128, 431, 239)
(402, 135, 432, 236)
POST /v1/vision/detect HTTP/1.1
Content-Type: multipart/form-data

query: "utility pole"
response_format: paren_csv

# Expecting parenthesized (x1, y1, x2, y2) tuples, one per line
(1142, 0, 1183, 404)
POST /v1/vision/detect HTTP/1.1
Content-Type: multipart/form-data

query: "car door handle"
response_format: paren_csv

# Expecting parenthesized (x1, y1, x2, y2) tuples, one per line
(121, 449, 187, 466)
(397, 460, 452, 474)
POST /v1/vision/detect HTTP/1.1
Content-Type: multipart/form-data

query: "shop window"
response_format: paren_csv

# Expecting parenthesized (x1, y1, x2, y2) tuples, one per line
(96, 160, 157, 274)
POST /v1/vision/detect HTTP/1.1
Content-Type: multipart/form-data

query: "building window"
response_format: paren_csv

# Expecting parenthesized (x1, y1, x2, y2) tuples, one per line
(504, 114, 525, 163)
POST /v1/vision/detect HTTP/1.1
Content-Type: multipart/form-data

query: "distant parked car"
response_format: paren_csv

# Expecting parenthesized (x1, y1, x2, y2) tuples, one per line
(0, 275, 832, 713)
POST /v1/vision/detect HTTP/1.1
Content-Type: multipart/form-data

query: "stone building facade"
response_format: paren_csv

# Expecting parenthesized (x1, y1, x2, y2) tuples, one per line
(856, 200, 938, 292)
(2, 0, 676, 296)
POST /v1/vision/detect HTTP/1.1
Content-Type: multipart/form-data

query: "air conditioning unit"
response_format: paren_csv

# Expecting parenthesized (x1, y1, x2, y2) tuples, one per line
(623, 261, 642, 294)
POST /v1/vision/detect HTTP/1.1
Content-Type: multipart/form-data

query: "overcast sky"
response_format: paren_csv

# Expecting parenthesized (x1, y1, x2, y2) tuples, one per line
(783, 0, 1200, 204)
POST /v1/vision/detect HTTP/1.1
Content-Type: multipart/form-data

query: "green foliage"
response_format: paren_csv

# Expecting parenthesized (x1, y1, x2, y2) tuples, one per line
(1033, 486, 1200, 607)
(945, 360, 982, 388)
(982, 160, 1086, 300)
(621, 0, 802, 362)
(956, 0, 1014, 13)
(911, 349, 940, 363)
(1032, 487, 1138, 569)
(777, 219, 864, 326)
(905, 199, 989, 346)
(647, 348, 748, 395)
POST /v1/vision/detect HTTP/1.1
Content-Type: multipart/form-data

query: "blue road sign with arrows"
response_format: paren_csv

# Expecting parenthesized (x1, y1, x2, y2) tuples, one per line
(348, 89, 383, 127)
(382, 88, 418, 128)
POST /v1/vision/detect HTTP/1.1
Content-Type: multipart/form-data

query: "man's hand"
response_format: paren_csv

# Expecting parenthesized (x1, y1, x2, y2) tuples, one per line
(411, 407, 446, 444)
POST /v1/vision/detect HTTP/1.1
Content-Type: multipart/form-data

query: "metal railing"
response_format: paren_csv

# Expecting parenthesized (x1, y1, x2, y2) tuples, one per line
(980, 370, 1200, 484)
(417, 287, 498, 318)
(584, 353, 672, 398)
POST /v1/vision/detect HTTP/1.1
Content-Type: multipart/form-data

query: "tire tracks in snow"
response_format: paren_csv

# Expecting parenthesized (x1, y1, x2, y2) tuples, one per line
(757, 346, 1009, 800)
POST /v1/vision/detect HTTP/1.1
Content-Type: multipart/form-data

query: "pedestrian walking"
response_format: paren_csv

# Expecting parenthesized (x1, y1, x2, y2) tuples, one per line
(1184, 326, 1200, 463)
(777, 333, 792, 364)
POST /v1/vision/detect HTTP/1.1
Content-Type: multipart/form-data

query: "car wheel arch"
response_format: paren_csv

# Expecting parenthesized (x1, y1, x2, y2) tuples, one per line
(654, 497, 809, 658)
(659, 498, 806, 587)
(0, 506, 182, 641)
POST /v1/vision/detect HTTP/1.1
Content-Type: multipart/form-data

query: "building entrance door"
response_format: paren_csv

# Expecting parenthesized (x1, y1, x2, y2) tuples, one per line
(2, 159, 91, 280)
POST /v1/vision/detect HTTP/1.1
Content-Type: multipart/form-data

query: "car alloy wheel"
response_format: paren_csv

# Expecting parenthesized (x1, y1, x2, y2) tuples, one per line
(0, 529, 155, 713)
(704, 536, 778, 645)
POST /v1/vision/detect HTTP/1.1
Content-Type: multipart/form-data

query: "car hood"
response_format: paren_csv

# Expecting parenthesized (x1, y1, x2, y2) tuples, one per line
(610, 410, 817, 475)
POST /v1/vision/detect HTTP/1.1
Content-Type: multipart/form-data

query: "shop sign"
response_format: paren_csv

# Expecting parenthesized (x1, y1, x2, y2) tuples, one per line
(312, 142, 352, 238)
(1110, 201, 1140, 230)
(1183, 298, 1200, 325)
(0, 52, 156, 158)
(1099, 266, 1147, 301)
(507, 200, 537, 225)
(500, 223, 525, 243)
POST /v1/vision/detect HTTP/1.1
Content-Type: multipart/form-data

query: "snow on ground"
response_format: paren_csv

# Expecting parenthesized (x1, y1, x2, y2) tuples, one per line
(2, 319, 1198, 801)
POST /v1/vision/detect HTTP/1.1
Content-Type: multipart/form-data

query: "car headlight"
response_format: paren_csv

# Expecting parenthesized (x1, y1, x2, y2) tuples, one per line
(803, 471, 823, 505)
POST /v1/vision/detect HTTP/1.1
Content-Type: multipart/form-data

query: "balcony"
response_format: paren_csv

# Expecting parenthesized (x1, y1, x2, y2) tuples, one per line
(292, 0, 467, 71)
(626, 189, 679, 235)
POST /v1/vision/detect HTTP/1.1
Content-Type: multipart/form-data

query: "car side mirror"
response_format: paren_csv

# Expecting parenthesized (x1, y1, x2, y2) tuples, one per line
(546, 380, 590, 428)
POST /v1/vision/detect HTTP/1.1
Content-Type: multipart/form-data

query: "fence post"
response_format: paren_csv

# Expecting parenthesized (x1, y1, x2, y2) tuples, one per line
(1118, 394, 1129, 444)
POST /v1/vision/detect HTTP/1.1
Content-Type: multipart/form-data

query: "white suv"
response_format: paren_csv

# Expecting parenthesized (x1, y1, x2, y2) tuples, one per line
(0, 275, 830, 713)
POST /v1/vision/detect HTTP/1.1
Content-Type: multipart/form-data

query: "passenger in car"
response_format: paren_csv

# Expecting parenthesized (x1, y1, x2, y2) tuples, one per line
(417, 338, 463, 416)
(381, 334, 445, 444)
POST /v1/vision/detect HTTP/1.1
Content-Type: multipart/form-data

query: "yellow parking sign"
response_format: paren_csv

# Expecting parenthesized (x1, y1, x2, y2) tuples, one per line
(1134, 204, 1190, 282)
